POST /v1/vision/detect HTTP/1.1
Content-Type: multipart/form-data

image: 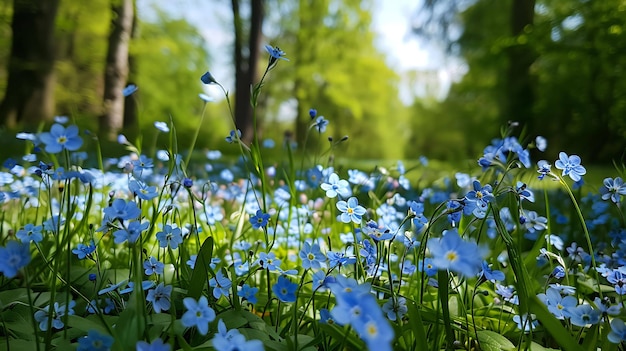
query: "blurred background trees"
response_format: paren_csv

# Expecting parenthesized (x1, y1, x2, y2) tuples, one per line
(0, 0, 623, 163)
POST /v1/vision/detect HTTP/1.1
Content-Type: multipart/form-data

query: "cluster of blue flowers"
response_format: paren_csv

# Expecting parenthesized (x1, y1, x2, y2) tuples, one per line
(2, 45, 626, 351)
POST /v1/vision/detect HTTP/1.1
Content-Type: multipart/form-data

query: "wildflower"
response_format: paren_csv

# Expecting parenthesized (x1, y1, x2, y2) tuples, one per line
(550, 265, 566, 279)
(16, 223, 43, 244)
(72, 241, 96, 260)
(609, 318, 626, 343)
(513, 313, 537, 332)
(309, 109, 317, 118)
(156, 225, 183, 249)
(143, 256, 164, 275)
(209, 270, 232, 299)
(0, 241, 31, 278)
(146, 283, 172, 313)
(427, 229, 486, 277)
(212, 320, 264, 351)
(256, 252, 282, 271)
(238, 284, 259, 304)
(327, 251, 357, 268)
(103, 198, 141, 221)
(123, 84, 138, 96)
(479, 261, 505, 282)
(113, 220, 149, 244)
(272, 275, 297, 303)
(299, 241, 326, 270)
(312, 116, 328, 133)
(446, 200, 463, 226)
(418, 258, 438, 277)
(567, 304, 600, 327)
(77, 329, 114, 351)
(554, 152, 586, 181)
(336, 197, 366, 224)
(34, 301, 75, 331)
(521, 210, 548, 233)
(225, 130, 241, 143)
(129, 179, 158, 201)
(320, 173, 351, 198)
(465, 180, 494, 210)
(132, 155, 154, 172)
(201, 71, 217, 84)
(537, 160, 552, 180)
(153, 121, 169, 133)
(264, 45, 289, 66)
(538, 287, 577, 320)
(39, 124, 83, 153)
(250, 209, 270, 229)
(136, 338, 170, 351)
(600, 177, 626, 204)
(329, 276, 393, 351)
(382, 297, 408, 321)
(181, 296, 216, 335)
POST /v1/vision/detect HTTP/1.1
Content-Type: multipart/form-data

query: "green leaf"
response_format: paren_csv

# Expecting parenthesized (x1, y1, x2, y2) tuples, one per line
(476, 330, 515, 351)
(188, 236, 214, 300)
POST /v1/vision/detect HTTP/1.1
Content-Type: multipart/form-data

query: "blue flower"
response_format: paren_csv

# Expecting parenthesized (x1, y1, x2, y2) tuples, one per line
(181, 296, 216, 335)
(212, 319, 264, 351)
(155, 225, 183, 249)
(513, 313, 537, 333)
(209, 270, 232, 299)
(113, 220, 148, 244)
(39, 124, 83, 154)
(250, 209, 270, 229)
(136, 338, 170, 351)
(237, 284, 259, 304)
(264, 45, 289, 63)
(72, 240, 96, 260)
(255, 251, 281, 271)
(104, 198, 141, 221)
(600, 177, 626, 203)
(34, 300, 75, 331)
(609, 318, 626, 343)
(320, 173, 351, 198)
(464, 180, 494, 218)
(200, 71, 217, 84)
(336, 197, 366, 224)
(143, 256, 164, 275)
(537, 287, 577, 320)
(77, 329, 114, 351)
(427, 229, 486, 277)
(479, 261, 505, 282)
(129, 179, 158, 201)
(132, 155, 154, 172)
(312, 116, 328, 133)
(382, 297, 408, 321)
(146, 283, 172, 313)
(153, 121, 169, 133)
(299, 241, 326, 270)
(123, 84, 138, 97)
(537, 160, 552, 180)
(272, 275, 297, 303)
(16, 223, 43, 244)
(0, 241, 31, 278)
(225, 130, 241, 143)
(418, 258, 438, 277)
(567, 304, 600, 327)
(554, 152, 586, 181)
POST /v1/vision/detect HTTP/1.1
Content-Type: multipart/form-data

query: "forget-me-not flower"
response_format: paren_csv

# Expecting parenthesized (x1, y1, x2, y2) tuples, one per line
(181, 296, 216, 335)
(39, 124, 83, 154)
(554, 152, 586, 181)
(336, 197, 366, 224)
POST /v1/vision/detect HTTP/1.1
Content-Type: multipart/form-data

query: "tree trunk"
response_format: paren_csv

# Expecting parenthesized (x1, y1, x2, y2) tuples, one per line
(0, 0, 60, 128)
(505, 0, 537, 131)
(100, 0, 134, 141)
(232, 0, 264, 144)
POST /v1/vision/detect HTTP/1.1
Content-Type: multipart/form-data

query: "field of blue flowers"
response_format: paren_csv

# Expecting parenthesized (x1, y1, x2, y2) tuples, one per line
(1, 46, 626, 351)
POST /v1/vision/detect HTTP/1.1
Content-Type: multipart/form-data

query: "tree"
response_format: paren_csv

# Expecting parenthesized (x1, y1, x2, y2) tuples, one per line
(99, 0, 134, 140)
(232, 0, 264, 144)
(0, 0, 60, 128)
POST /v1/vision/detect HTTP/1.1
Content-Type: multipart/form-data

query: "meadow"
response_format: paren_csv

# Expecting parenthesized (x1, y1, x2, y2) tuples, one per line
(1, 46, 626, 351)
